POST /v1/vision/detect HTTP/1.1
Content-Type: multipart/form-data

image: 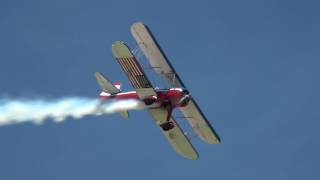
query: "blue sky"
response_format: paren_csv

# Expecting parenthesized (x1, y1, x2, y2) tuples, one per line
(0, 0, 320, 179)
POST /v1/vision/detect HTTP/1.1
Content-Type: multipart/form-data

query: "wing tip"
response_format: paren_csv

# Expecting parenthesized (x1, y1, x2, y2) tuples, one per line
(131, 21, 146, 30)
(200, 135, 221, 144)
(177, 149, 199, 160)
(186, 153, 199, 160)
(111, 41, 133, 59)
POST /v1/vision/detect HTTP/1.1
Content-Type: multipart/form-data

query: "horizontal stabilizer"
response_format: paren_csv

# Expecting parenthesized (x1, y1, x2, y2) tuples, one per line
(95, 72, 120, 94)
(119, 111, 129, 119)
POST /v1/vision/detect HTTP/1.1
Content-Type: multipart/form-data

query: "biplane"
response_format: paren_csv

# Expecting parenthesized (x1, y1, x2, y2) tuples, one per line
(95, 22, 220, 160)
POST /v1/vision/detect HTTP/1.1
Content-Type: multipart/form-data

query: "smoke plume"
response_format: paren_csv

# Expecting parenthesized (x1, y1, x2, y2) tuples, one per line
(0, 97, 144, 126)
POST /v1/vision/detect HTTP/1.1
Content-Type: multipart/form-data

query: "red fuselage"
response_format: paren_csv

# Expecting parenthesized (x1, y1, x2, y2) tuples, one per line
(99, 88, 191, 108)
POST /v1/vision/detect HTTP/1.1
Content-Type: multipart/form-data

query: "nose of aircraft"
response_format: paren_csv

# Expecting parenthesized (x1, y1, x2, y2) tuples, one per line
(179, 94, 191, 107)
(182, 89, 190, 95)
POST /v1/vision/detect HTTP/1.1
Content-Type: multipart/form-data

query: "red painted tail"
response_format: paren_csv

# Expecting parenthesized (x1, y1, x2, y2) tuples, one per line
(112, 82, 122, 91)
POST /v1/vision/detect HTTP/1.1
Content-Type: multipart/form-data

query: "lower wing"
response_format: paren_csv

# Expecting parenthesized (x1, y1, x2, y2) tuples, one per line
(148, 108, 198, 160)
(179, 99, 221, 144)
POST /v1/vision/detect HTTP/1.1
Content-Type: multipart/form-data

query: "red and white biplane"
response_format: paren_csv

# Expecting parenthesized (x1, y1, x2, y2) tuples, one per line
(95, 22, 220, 160)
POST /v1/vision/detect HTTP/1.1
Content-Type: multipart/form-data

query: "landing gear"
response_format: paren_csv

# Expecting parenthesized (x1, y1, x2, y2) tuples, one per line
(143, 98, 155, 105)
(143, 96, 157, 105)
(160, 121, 175, 131)
(162, 100, 171, 108)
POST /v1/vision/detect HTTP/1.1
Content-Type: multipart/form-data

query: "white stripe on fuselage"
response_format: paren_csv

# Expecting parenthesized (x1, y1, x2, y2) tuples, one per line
(100, 88, 183, 97)
(100, 91, 136, 97)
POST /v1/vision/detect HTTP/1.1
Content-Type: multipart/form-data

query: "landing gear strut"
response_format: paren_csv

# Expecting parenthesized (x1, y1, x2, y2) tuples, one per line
(162, 100, 171, 108)
(143, 96, 157, 106)
(144, 98, 155, 105)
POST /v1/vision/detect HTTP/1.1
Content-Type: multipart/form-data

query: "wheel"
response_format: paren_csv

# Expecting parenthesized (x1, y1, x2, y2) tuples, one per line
(160, 121, 175, 131)
(143, 96, 157, 105)
(162, 100, 171, 108)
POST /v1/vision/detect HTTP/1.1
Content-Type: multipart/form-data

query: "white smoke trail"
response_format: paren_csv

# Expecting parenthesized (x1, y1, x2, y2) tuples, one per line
(0, 97, 144, 126)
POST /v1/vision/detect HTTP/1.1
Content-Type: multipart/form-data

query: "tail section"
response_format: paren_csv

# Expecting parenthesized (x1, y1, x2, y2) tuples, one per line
(119, 111, 129, 119)
(112, 82, 122, 91)
(95, 72, 121, 95)
(95, 72, 129, 119)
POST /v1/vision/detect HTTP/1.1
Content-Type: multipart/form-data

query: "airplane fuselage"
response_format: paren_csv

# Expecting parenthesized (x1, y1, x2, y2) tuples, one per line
(99, 88, 191, 108)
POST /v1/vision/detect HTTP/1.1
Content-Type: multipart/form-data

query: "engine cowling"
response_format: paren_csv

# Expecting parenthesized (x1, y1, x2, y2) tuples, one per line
(179, 94, 191, 107)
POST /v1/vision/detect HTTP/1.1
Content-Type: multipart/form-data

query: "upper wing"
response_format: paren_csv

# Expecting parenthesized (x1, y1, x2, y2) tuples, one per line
(148, 108, 198, 160)
(131, 22, 184, 88)
(131, 22, 220, 144)
(111, 41, 156, 99)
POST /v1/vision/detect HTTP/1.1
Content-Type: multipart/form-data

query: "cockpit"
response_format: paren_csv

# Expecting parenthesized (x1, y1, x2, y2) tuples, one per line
(156, 89, 169, 93)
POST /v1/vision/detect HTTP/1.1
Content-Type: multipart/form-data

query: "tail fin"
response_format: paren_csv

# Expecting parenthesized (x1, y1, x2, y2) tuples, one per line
(95, 72, 121, 95)
(112, 82, 122, 91)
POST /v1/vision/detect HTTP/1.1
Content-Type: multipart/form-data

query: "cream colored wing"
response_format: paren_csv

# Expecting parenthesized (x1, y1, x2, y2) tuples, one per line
(131, 22, 184, 88)
(180, 100, 220, 144)
(148, 108, 198, 160)
(112, 41, 156, 99)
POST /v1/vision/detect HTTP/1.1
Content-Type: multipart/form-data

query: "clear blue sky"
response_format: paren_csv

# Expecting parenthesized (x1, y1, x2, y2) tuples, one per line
(0, 0, 319, 179)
